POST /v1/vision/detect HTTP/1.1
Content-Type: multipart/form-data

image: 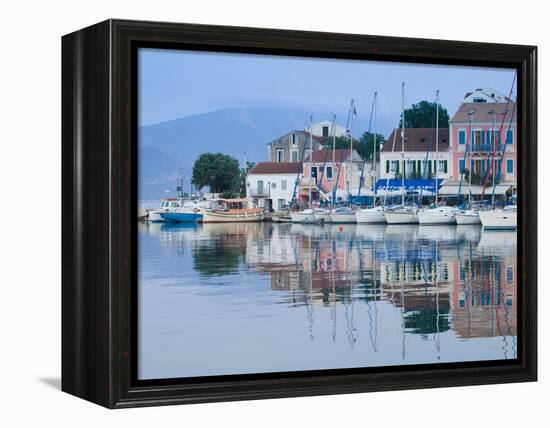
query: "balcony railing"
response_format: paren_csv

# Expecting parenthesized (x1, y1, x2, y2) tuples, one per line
(249, 188, 268, 197)
(469, 143, 505, 152)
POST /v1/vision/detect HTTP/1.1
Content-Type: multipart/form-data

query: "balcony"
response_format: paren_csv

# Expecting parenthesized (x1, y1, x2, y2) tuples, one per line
(470, 143, 505, 153)
(249, 188, 268, 197)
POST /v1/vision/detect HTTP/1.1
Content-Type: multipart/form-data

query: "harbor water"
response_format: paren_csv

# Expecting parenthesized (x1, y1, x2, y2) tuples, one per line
(138, 221, 517, 380)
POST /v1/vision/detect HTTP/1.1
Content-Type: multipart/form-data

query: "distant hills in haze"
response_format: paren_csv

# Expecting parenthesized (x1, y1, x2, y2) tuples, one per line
(138, 107, 377, 200)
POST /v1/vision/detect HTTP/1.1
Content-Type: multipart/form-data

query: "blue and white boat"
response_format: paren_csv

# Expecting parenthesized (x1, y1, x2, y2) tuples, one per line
(147, 198, 184, 222)
(160, 200, 206, 223)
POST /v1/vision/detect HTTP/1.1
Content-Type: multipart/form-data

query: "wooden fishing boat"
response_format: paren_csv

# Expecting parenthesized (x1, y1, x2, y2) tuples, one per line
(201, 198, 263, 223)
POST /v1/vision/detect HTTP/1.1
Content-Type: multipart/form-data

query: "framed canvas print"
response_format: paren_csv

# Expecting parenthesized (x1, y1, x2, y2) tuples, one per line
(62, 19, 537, 408)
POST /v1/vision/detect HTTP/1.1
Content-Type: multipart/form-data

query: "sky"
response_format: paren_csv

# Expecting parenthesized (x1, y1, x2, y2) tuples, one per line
(138, 47, 516, 136)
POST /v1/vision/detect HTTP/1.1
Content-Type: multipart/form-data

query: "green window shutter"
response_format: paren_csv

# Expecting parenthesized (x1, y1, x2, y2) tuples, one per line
(443, 160, 448, 173)
(386, 160, 390, 174)
(396, 161, 399, 174)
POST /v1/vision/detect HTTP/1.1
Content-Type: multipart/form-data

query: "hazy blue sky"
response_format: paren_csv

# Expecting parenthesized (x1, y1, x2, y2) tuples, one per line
(139, 48, 516, 135)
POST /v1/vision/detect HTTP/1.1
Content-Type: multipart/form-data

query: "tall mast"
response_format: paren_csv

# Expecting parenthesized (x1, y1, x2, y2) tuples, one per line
(331, 113, 336, 209)
(373, 92, 378, 207)
(401, 82, 405, 207)
(468, 111, 474, 205)
(309, 115, 313, 207)
(435, 90, 440, 206)
(491, 112, 496, 206)
(349, 99, 355, 204)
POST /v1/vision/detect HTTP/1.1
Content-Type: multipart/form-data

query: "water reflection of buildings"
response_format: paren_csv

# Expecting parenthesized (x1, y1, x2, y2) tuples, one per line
(245, 223, 378, 306)
(141, 221, 517, 351)
(451, 231, 517, 342)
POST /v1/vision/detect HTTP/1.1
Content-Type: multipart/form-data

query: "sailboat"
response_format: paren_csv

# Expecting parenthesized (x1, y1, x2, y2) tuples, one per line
(384, 82, 419, 225)
(479, 79, 518, 231)
(357, 92, 387, 224)
(479, 204, 517, 230)
(328, 101, 357, 224)
(291, 116, 329, 224)
(418, 91, 457, 225)
(455, 108, 481, 225)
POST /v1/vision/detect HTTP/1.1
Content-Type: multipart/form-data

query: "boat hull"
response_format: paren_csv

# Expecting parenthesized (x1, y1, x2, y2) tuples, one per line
(384, 211, 418, 224)
(455, 212, 481, 225)
(356, 209, 386, 224)
(202, 210, 263, 223)
(147, 210, 165, 222)
(418, 209, 456, 225)
(161, 212, 202, 223)
(290, 212, 326, 224)
(327, 213, 356, 223)
(479, 210, 517, 230)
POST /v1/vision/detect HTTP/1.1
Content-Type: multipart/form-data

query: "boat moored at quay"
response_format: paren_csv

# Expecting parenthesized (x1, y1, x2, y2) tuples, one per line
(201, 198, 264, 223)
(418, 205, 457, 225)
(479, 205, 517, 230)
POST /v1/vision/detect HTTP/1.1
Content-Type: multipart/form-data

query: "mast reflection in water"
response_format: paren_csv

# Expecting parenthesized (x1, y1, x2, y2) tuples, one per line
(138, 222, 517, 380)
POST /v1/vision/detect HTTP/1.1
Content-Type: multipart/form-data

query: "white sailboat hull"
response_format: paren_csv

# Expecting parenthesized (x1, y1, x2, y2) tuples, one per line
(356, 209, 386, 224)
(418, 208, 457, 225)
(455, 212, 481, 225)
(290, 211, 326, 224)
(327, 212, 356, 223)
(384, 210, 418, 224)
(479, 209, 517, 230)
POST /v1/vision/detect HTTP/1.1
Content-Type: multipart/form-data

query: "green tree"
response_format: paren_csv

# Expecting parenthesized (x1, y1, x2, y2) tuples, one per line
(192, 153, 241, 193)
(322, 132, 385, 161)
(399, 101, 450, 129)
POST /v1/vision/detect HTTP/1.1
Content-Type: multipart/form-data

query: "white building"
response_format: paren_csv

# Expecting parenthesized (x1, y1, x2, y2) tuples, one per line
(246, 162, 301, 211)
(306, 120, 348, 138)
(379, 128, 453, 181)
(463, 88, 511, 104)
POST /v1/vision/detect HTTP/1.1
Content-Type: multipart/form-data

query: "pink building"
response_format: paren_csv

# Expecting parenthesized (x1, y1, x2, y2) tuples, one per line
(449, 103, 517, 184)
(301, 148, 367, 202)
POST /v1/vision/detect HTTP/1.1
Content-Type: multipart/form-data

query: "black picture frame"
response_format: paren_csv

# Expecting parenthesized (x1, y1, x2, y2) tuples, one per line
(62, 19, 537, 408)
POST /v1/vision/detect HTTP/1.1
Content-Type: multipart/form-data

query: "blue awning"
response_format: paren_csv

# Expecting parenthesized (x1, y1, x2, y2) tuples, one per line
(374, 178, 444, 196)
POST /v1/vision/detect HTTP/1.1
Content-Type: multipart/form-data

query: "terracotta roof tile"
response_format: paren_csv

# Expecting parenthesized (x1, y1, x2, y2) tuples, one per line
(249, 162, 301, 174)
(450, 102, 517, 123)
(381, 128, 449, 152)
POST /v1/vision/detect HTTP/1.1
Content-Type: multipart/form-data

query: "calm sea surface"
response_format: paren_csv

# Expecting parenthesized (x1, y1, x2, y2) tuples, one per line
(138, 220, 517, 380)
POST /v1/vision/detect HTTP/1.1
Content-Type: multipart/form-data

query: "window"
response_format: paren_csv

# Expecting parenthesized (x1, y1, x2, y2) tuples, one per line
(257, 180, 264, 195)
(473, 130, 482, 146)
(458, 129, 466, 145)
(322, 126, 329, 137)
(291, 149, 299, 162)
(276, 149, 284, 162)
(506, 159, 514, 174)
(459, 159, 465, 174)
(473, 97, 487, 103)
(291, 133, 297, 144)
(326, 166, 333, 179)
(311, 166, 317, 178)
(281, 179, 287, 190)
(506, 129, 513, 144)
(507, 266, 514, 284)
(278, 199, 286, 210)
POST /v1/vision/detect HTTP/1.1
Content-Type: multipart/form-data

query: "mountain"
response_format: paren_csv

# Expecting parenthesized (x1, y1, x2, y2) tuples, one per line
(137, 106, 388, 199)
(138, 107, 330, 199)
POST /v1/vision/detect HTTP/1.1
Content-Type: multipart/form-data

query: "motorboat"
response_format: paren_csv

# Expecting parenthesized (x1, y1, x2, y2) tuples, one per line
(201, 198, 264, 223)
(418, 205, 457, 225)
(147, 198, 184, 222)
(356, 206, 386, 224)
(479, 205, 517, 230)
